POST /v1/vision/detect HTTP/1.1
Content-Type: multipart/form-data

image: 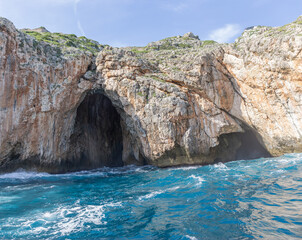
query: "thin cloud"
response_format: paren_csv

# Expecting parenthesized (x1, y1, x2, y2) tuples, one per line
(77, 20, 85, 36)
(73, 0, 86, 36)
(160, 0, 207, 13)
(209, 24, 241, 43)
(73, 0, 80, 14)
(162, 2, 188, 12)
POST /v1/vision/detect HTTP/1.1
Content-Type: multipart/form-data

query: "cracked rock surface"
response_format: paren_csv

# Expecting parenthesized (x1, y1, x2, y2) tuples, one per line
(0, 16, 301, 172)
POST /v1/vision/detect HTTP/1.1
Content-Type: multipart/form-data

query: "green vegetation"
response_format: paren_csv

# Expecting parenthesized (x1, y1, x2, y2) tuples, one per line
(150, 75, 165, 83)
(263, 23, 297, 37)
(157, 44, 177, 50)
(160, 36, 178, 41)
(295, 20, 302, 24)
(177, 43, 192, 48)
(247, 28, 263, 36)
(172, 66, 181, 71)
(137, 91, 145, 97)
(276, 25, 290, 33)
(156, 39, 194, 50)
(293, 16, 302, 25)
(128, 36, 217, 57)
(22, 30, 106, 55)
(200, 40, 216, 47)
(149, 39, 216, 51)
(130, 48, 150, 54)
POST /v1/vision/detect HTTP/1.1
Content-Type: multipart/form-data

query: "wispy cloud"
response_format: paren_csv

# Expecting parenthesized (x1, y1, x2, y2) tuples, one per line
(209, 24, 241, 43)
(160, 0, 207, 13)
(161, 2, 188, 12)
(77, 20, 85, 36)
(73, 0, 86, 36)
(73, 0, 80, 14)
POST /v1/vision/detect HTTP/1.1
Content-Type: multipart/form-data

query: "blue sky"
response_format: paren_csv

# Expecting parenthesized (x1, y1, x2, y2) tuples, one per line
(0, 0, 301, 47)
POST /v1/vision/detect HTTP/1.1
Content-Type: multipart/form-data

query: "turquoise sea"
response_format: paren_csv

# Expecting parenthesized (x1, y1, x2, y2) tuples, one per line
(0, 154, 302, 239)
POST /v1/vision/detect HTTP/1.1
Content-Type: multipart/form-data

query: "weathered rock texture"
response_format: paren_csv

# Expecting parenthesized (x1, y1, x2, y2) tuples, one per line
(0, 16, 301, 172)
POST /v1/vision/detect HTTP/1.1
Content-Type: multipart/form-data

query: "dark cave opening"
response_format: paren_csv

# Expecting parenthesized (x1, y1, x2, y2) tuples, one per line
(234, 130, 271, 160)
(214, 129, 271, 164)
(69, 91, 124, 169)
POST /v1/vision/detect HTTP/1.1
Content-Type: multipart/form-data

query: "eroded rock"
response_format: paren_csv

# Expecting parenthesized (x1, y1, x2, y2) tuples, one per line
(0, 16, 301, 173)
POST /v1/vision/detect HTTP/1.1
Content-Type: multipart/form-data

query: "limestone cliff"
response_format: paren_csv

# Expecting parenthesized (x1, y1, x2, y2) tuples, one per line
(0, 16, 301, 173)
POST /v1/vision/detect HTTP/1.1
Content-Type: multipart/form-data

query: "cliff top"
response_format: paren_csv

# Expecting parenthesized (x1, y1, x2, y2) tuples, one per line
(8, 15, 302, 60)
(21, 28, 107, 55)
(21, 26, 50, 33)
(234, 15, 302, 49)
(124, 32, 217, 53)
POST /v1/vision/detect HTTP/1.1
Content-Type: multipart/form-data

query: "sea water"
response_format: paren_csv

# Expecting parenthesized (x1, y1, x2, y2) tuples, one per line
(0, 154, 301, 239)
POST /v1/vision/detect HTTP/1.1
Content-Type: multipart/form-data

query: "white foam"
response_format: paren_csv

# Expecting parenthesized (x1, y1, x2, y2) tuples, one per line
(270, 169, 285, 175)
(30, 226, 49, 234)
(185, 235, 198, 240)
(173, 166, 200, 171)
(264, 153, 302, 166)
(105, 202, 123, 208)
(42, 212, 54, 218)
(169, 186, 180, 191)
(213, 162, 229, 170)
(0, 165, 157, 182)
(98, 165, 155, 175)
(138, 186, 180, 201)
(4, 201, 123, 237)
(44, 204, 108, 235)
(0, 196, 19, 204)
(139, 190, 164, 200)
(189, 175, 205, 186)
(134, 168, 150, 173)
(0, 170, 50, 179)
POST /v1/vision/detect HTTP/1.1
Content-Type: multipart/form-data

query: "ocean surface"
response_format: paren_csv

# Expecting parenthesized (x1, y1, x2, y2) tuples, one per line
(0, 154, 302, 239)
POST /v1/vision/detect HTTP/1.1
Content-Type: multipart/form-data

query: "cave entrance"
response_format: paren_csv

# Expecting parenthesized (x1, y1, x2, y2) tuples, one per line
(214, 129, 271, 163)
(234, 130, 271, 160)
(70, 91, 124, 169)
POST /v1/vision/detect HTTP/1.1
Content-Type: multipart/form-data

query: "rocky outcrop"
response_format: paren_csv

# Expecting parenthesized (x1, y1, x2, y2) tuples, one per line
(223, 22, 302, 156)
(0, 18, 93, 172)
(0, 16, 301, 173)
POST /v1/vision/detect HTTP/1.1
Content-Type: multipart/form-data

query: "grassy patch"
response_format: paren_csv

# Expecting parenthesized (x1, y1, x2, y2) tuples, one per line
(150, 75, 165, 83)
(172, 66, 181, 71)
(137, 91, 145, 97)
(22, 30, 106, 55)
(131, 48, 150, 54)
(201, 40, 216, 47)
(177, 43, 192, 48)
(293, 16, 302, 25)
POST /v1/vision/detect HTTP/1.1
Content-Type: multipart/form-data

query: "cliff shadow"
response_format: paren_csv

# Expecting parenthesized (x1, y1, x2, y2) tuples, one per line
(213, 125, 272, 164)
(210, 60, 272, 163)
(67, 90, 124, 170)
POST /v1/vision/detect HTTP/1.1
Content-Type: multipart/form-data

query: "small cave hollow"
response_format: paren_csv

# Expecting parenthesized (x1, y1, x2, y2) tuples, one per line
(214, 129, 272, 163)
(69, 91, 124, 169)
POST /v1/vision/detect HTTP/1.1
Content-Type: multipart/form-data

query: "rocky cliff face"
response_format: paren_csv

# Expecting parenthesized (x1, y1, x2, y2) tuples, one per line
(0, 16, 301, 173)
